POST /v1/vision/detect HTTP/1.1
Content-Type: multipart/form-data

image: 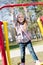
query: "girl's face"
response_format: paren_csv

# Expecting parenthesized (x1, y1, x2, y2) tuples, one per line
(17, 13, 24, 23)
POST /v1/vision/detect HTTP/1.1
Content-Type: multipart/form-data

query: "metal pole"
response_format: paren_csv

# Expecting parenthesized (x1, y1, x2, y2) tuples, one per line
(3, 21, 11, 65)
(0, 21, 7, 65)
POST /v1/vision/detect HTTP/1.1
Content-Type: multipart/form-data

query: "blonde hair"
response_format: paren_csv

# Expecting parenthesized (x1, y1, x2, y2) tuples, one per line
(16, 12, 28, 25)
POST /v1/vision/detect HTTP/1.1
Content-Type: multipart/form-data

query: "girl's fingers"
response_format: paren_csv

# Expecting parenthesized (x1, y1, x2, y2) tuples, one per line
(22, 7, 27, 11)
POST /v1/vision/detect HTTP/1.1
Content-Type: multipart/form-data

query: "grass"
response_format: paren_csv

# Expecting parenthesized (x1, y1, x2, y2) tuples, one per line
(32, 40, 43, 45)
(0, 40, 43, 65)
(0, 52, 43, 65)
(4, 52, 43, 65)
(10, 52, 43, 65)
(7, 40, 43, 50)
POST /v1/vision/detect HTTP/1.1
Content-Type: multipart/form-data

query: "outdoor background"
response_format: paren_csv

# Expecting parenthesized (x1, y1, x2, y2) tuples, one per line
(0, 0, 43, 43)
(0, 0, 43, 65)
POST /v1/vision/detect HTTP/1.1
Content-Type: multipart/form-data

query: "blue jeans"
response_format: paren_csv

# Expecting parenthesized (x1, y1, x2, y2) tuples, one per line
(19, 40, 38, 63)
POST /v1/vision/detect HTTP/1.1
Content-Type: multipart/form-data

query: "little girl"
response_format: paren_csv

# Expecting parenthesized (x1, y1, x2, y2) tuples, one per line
(11, 7, 40, 65)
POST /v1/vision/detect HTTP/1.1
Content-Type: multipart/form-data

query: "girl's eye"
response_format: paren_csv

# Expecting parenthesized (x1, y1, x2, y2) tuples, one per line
(18, 17, 23, 18)
(18, 17, 21, 18)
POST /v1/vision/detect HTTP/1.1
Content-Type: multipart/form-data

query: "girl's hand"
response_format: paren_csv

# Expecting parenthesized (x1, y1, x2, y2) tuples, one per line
(22, 6, 27, 12)
(10, 7, 14, 14)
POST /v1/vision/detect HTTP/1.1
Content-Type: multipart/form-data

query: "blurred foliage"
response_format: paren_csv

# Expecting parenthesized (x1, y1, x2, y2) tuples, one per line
(17, 0, 31, 3)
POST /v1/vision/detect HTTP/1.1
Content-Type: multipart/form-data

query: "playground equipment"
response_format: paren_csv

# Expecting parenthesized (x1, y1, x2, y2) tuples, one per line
(3, 22, 11, 65)
(0, 2, 43, 65)
(37, 17, 43, 36)
(0, 22, 7, 65)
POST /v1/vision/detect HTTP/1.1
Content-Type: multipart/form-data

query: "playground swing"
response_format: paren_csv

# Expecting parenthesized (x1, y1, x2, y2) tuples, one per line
(0, 2, 43, 65)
